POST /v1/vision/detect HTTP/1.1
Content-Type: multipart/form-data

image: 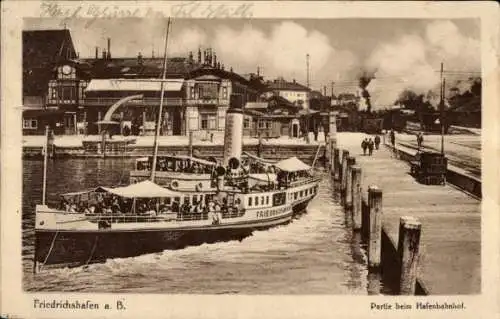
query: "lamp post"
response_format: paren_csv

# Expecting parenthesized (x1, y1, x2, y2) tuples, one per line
(439, 62, 445, 155)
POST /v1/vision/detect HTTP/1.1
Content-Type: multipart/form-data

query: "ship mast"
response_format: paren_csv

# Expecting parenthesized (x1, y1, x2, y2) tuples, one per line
(151, 18, 172, 182)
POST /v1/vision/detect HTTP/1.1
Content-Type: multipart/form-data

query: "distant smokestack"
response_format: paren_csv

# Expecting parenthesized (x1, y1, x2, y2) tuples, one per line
(102, 49, 106, 60)
(213, 53, 217, 68)
(95, 47, 99, 59)
(257, 67, 260, 77)
(198, 48, 201, 63)
(359, 73, 373, 113)
(138, 52, 143, 65)
(107, 38, 111, 59)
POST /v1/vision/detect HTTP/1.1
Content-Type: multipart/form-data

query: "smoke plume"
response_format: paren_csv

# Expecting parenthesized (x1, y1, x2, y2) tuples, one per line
(365, 20, 480, 109)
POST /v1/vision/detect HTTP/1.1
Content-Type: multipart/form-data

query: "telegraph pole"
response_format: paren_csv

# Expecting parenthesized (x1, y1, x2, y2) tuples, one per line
(306, 53, 310, 88)
(439, 62, 445, 155)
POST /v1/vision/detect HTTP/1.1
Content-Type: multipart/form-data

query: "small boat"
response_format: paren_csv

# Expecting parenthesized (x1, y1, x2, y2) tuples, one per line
(33, 19, 321, 271)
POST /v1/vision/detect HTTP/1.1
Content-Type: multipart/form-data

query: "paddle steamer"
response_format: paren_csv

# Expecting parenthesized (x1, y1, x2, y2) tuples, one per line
(33, 20, 321, 271)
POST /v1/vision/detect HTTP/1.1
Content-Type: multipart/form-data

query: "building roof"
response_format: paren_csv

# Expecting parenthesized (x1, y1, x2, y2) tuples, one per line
(81, 57, 200, 78)
(266, 78, 310, 92)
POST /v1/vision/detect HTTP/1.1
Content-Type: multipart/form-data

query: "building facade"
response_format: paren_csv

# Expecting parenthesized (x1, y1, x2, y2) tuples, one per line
(263, 77, 311, 109)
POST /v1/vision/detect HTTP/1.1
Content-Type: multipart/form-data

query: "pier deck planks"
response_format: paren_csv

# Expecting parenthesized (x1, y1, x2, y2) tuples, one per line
(339, 141, 480, 294)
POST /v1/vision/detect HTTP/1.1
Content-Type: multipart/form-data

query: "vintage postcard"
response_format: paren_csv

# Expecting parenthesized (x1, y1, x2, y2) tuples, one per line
(1, 1, 499, 318)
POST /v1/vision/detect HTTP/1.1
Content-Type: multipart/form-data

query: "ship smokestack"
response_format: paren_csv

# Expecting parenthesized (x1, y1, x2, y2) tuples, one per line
(223, 94, 244, 167)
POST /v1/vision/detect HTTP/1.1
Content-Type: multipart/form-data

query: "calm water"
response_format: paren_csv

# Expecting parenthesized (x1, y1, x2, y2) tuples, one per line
(22, 159, 381, 294)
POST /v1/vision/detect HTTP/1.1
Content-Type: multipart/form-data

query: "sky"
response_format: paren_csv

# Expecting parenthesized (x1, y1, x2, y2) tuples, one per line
(25, 18, 480, 108)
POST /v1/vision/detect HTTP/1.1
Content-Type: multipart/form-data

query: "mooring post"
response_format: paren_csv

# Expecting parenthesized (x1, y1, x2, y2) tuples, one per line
(340, 150, 349, 192)
(397, 216, 422, 295)
(351, 166, 362, 230)
(368, 186, 383, 269)
(345, 156, 356, 209)
(329, 139, 334, 171)
(189, 131, 193, 157)
(333, 148, 340, 180)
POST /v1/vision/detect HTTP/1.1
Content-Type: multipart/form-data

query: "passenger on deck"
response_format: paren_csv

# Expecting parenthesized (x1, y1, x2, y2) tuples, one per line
(215, 201, 223, 223)
(180, 201, 190, 215)
(221, 198, 228, 217)
(208, 201, 217, 224)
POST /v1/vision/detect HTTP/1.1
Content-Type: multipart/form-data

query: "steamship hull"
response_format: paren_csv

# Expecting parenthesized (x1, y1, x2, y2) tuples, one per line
(34, 210, 295, 270)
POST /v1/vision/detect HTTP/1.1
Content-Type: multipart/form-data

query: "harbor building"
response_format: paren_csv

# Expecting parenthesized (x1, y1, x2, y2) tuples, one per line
(22, 30, 267, 136)
(22, 29, 81, 135)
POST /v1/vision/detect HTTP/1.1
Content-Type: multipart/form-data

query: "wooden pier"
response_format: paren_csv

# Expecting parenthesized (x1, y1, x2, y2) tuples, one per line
(331, 140, 480, 294)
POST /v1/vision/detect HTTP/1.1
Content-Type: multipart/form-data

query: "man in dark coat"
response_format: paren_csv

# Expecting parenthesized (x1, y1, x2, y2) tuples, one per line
(390, 129, 395, 148)
(374, 135, 381, 150)
(361, 138, 368, 155)
(368, 138, 374, 156)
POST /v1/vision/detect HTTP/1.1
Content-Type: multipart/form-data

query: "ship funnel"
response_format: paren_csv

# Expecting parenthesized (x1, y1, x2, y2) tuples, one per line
(223, 94, 244, 167)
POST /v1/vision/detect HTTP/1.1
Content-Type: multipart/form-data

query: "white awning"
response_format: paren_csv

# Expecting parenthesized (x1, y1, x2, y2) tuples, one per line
(249, 173, 278, 183)
(96, 180, 181, 198)
(85, 79, 184, 92)
(274, 157, 311, 172)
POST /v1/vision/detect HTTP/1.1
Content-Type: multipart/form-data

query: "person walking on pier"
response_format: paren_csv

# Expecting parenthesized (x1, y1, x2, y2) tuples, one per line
(417, 132, 424, 151)
(374, 135, 381, 150)
(368, 138, 374, 156)
(361, 138, 368, 155)
(390, 129, 395, 149)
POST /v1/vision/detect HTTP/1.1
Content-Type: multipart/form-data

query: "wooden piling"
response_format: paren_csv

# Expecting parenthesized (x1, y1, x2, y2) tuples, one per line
(189, 131, 193, 157)
(397, 216, 422, 295)
(368, 186, 383, 269)
(329, 140, 335, 171)
(351, 166, 362, 230)
(333, 148, 340, 180)
(340, 150, 349, 191)
(345, 156, 356, 208)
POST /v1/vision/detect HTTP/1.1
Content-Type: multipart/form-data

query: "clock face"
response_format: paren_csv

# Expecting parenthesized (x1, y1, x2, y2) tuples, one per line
(62, 65, 72, 75)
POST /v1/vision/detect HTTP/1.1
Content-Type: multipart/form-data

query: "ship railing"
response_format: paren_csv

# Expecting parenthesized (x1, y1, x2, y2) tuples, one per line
(284, 177, 319, 188)
(85, 209, 245, 223)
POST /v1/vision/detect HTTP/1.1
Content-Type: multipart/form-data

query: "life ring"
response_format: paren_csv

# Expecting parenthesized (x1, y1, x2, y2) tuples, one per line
(170, 180, 179, 190)
(216, 166, 226, 176)
(228, 157, 240, 170)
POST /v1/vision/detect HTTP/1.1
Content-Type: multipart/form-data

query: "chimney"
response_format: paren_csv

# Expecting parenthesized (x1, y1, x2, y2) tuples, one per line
(95, 47, 99, 59)
(138, 52, 143, 65)
(257, 67, 260, 77)
(213, 53, 217, 68)
(102, 49, 107, 59)
(221, 64, 225, 71)
(198, 48, 202, 63)
(188, 51, 193, 63)
(217, 62, 221, 69)
(107, 38, 111, 59)
(230, 67, 233, 73)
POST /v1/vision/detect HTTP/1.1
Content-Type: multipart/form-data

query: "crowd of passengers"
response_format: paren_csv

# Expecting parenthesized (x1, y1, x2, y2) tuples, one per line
(59, 194, 235, 222)
(137, 159, 213, 174)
